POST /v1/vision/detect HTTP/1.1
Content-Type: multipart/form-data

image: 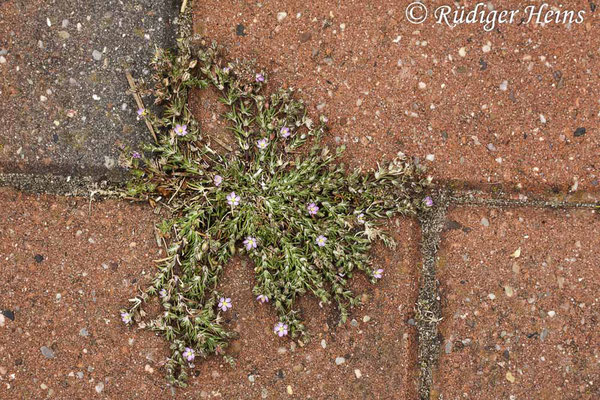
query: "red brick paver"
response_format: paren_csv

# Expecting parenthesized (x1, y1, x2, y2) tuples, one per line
(0, 189, 421, 399)
(434, 207, 600, 399)
(193, 0, 600, 193)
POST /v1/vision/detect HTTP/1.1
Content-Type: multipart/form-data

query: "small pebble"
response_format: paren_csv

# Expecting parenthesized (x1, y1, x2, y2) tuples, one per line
(95, 382, 104, 393)
(418, 82, 427, 90)
(481, 218, 489, 227)
(277, 12, 288, 22)
(41, 346, 55, 359)
(0, 56, 6, 64)
(504, 286, 514, 297)
(79, 328, 89, 337)
(321, 339, 327, 349)
(286, 385, 293, 395)
(547, 310, 556, 317)
(362, 315, 371, 323)
(354, 369, 362, 379)
(574, 127, 586, 137)
(444, 340, 452, 354)
(506, 371, 515, 383)
(2, 310, 14, 320)
(499, 80, 508, 91)
(248, 374, 255, 383)
(335, 357, 346, 365)
(350, 319, 358, 327)
(458, 47, 466, 57)
(145, 364, 154, 374)
(92, 50, 102, 61)
(488, 293, 496, 300)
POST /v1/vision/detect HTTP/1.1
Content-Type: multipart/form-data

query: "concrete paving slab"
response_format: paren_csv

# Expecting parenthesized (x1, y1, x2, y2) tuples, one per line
(0, 0, 177, 180)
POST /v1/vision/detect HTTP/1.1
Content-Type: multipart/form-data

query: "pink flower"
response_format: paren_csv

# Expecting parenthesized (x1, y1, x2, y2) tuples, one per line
(218, 297, 232, 312)
(280, 126, 290, 138)
(174, 124, 188, 136)
(131, 151, 141, 159)
(214, 175, 223, 186)
(274, 322, 288, 337)
(307, 203, 319, 216)
(423, 196, 433, 207)
(356, 213, 365, 224)
(121, 312, 132, 324)
(257, 138, 269, 150)
(373, 269, 384, 279)
(227, 192, 240, 207)
(256, 294, 269, 303)
(255, 73, 265, 82)
(315, 235, 327, 247)
(182, 347, 195, 362)
(244, 237, 258, 251)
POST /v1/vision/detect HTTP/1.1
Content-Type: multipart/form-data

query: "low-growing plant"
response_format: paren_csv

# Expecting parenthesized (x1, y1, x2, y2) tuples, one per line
(120, 8, 431, 387)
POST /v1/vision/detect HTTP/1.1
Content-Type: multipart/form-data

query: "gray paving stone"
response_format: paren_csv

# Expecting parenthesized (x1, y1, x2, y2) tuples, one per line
(0, 0, 178, 180)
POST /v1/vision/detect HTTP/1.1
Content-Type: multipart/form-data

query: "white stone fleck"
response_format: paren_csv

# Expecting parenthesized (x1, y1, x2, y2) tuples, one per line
(277, 12, 287, 22)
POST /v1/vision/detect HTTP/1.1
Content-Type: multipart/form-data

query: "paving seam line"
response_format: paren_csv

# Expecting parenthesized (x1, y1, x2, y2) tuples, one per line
(2, 172, 598, 207)
(415, 190, 448, 400)
(0, 173, 122, 198)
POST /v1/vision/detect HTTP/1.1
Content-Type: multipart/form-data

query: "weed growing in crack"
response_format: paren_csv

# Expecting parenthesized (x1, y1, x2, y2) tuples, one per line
(120, 39, 431, 386)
